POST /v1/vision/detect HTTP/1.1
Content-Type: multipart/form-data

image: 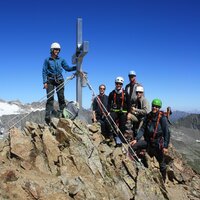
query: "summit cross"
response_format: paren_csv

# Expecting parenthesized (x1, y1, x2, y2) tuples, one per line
(72, 18, 89, 110)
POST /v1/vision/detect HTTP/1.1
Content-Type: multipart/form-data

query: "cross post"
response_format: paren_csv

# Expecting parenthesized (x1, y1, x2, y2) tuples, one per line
(72, 18, 89, 110)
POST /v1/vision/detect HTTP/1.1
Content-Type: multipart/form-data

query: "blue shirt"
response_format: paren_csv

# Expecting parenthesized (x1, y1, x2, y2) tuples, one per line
(42, 56, 76, 84)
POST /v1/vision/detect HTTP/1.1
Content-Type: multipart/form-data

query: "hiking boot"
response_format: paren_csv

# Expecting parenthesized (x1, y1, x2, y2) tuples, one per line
(115, 143, 122, 148)
(122, 146, 127, 154)
(105, 138, 112, 143)
(45, 117, 51, 126)
(125, 120, 133, 129)
(52, 110, 62, 118)
(115, 136, 122, 147)
(124, 130, 134, 142)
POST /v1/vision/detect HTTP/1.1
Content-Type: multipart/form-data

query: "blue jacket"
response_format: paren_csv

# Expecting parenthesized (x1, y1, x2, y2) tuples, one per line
(136, 111, 170, 148)
(42, 56, 76, 84)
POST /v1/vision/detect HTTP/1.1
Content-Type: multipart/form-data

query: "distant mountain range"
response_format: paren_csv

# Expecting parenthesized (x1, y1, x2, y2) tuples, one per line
(170, 113, 200, 173)
(0, 99, 92, 132)
(0, 99, 45, 117)
(170, 110, 191, 122)
(1, 99, 197, 119)
(174, 113, 200, 130)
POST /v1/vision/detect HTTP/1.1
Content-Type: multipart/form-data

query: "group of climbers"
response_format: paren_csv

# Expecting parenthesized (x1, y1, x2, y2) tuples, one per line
(42, 42, 171, 182)
(92, 71, 171, 182)
(92, 71, 149, 145)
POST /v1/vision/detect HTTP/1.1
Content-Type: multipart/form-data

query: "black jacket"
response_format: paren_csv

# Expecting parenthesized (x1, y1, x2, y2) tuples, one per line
(107, 90, 131, 113)
(136, 111, 170, 148)
(93, 94, 108, 117)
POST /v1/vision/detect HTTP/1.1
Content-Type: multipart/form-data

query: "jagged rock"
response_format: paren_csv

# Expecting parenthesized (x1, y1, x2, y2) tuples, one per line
(25, 121, 40, 132)
(35, 155, 51, 174)
(122, 159, 137, 180)
(56, 127, 71, 147)
(0, 117, 199, 200)
(57, 118, 73, 133)
(51, 117, 59, 127)
(0, 181, 30, 200)
(42, 127, 61, 175)
(22, 180, 42, 199)
(20, 161, 32, 170)
(87, 123, 99, 133)
(123, 174, 136, 190)
(135, 169, 167, 200)
(10, 127, 34, 161)
(68, 177, 84, 196)
(90, 131, 104, 147)
(1, 170, 18, 183)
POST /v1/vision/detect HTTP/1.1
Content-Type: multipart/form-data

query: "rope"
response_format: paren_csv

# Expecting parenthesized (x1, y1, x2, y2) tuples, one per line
(4, 74, 76, 132)
(4, 71, 143, 167)
(84, 75, 144, 167)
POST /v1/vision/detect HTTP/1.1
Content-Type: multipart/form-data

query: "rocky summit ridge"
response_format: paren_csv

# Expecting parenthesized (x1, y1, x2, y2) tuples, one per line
(0, 117, 199, 200)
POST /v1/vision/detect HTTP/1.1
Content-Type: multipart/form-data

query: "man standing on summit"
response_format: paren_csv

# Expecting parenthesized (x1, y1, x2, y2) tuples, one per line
(125, 70, 140, 103)
(42, 42, 76, 125)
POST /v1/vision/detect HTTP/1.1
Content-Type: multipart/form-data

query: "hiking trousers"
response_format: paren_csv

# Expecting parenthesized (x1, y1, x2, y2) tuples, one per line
(131, 140, 167, 181)
(45, 79, 66, 120)
(109, 111, 127, 142)
(96, 115, 112, 139)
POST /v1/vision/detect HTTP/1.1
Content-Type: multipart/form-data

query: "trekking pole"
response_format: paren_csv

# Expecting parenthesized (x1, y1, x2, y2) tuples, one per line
(84, 76, 144, 166)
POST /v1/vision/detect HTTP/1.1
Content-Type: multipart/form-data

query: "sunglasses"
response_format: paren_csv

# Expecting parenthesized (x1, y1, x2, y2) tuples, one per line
(136, 91, 143, 94)
(53, 48, 60, 51)
(100, 88, 105, 90)
(115, 82, 123, 85)
(152, 105, 160, 108)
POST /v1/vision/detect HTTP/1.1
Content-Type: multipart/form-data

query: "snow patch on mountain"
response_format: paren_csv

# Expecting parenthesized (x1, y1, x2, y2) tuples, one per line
(0, 101, 44, 117)
(0, 102, 22, 116)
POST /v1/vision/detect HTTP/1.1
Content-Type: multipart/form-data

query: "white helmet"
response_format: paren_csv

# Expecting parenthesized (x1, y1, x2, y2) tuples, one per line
(129, 70, 136, 76)
(136, 85, 144, 92)
(50, 42, 61, 49)
(115, 76, 124, 84)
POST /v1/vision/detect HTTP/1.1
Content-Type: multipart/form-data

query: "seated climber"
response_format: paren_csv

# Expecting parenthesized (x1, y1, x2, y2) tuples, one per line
(129, 99, 170, 182)
(126, 85, 150, 137)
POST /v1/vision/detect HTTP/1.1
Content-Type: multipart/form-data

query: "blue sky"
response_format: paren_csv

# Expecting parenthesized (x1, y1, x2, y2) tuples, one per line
(0, 0, 200, 112)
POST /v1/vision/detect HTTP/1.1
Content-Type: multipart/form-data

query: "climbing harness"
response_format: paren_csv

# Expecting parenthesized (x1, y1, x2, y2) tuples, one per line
(151, 111, 163, 142)
(111, 91, 127, 113)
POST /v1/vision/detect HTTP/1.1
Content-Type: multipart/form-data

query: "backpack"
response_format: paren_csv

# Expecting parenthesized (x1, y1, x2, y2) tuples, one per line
(147, 107, 172, 149)
(63, 101, 79, 120)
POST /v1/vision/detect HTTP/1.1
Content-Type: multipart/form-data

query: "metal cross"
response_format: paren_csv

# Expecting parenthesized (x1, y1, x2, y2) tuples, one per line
(72, 18, 89, 110)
